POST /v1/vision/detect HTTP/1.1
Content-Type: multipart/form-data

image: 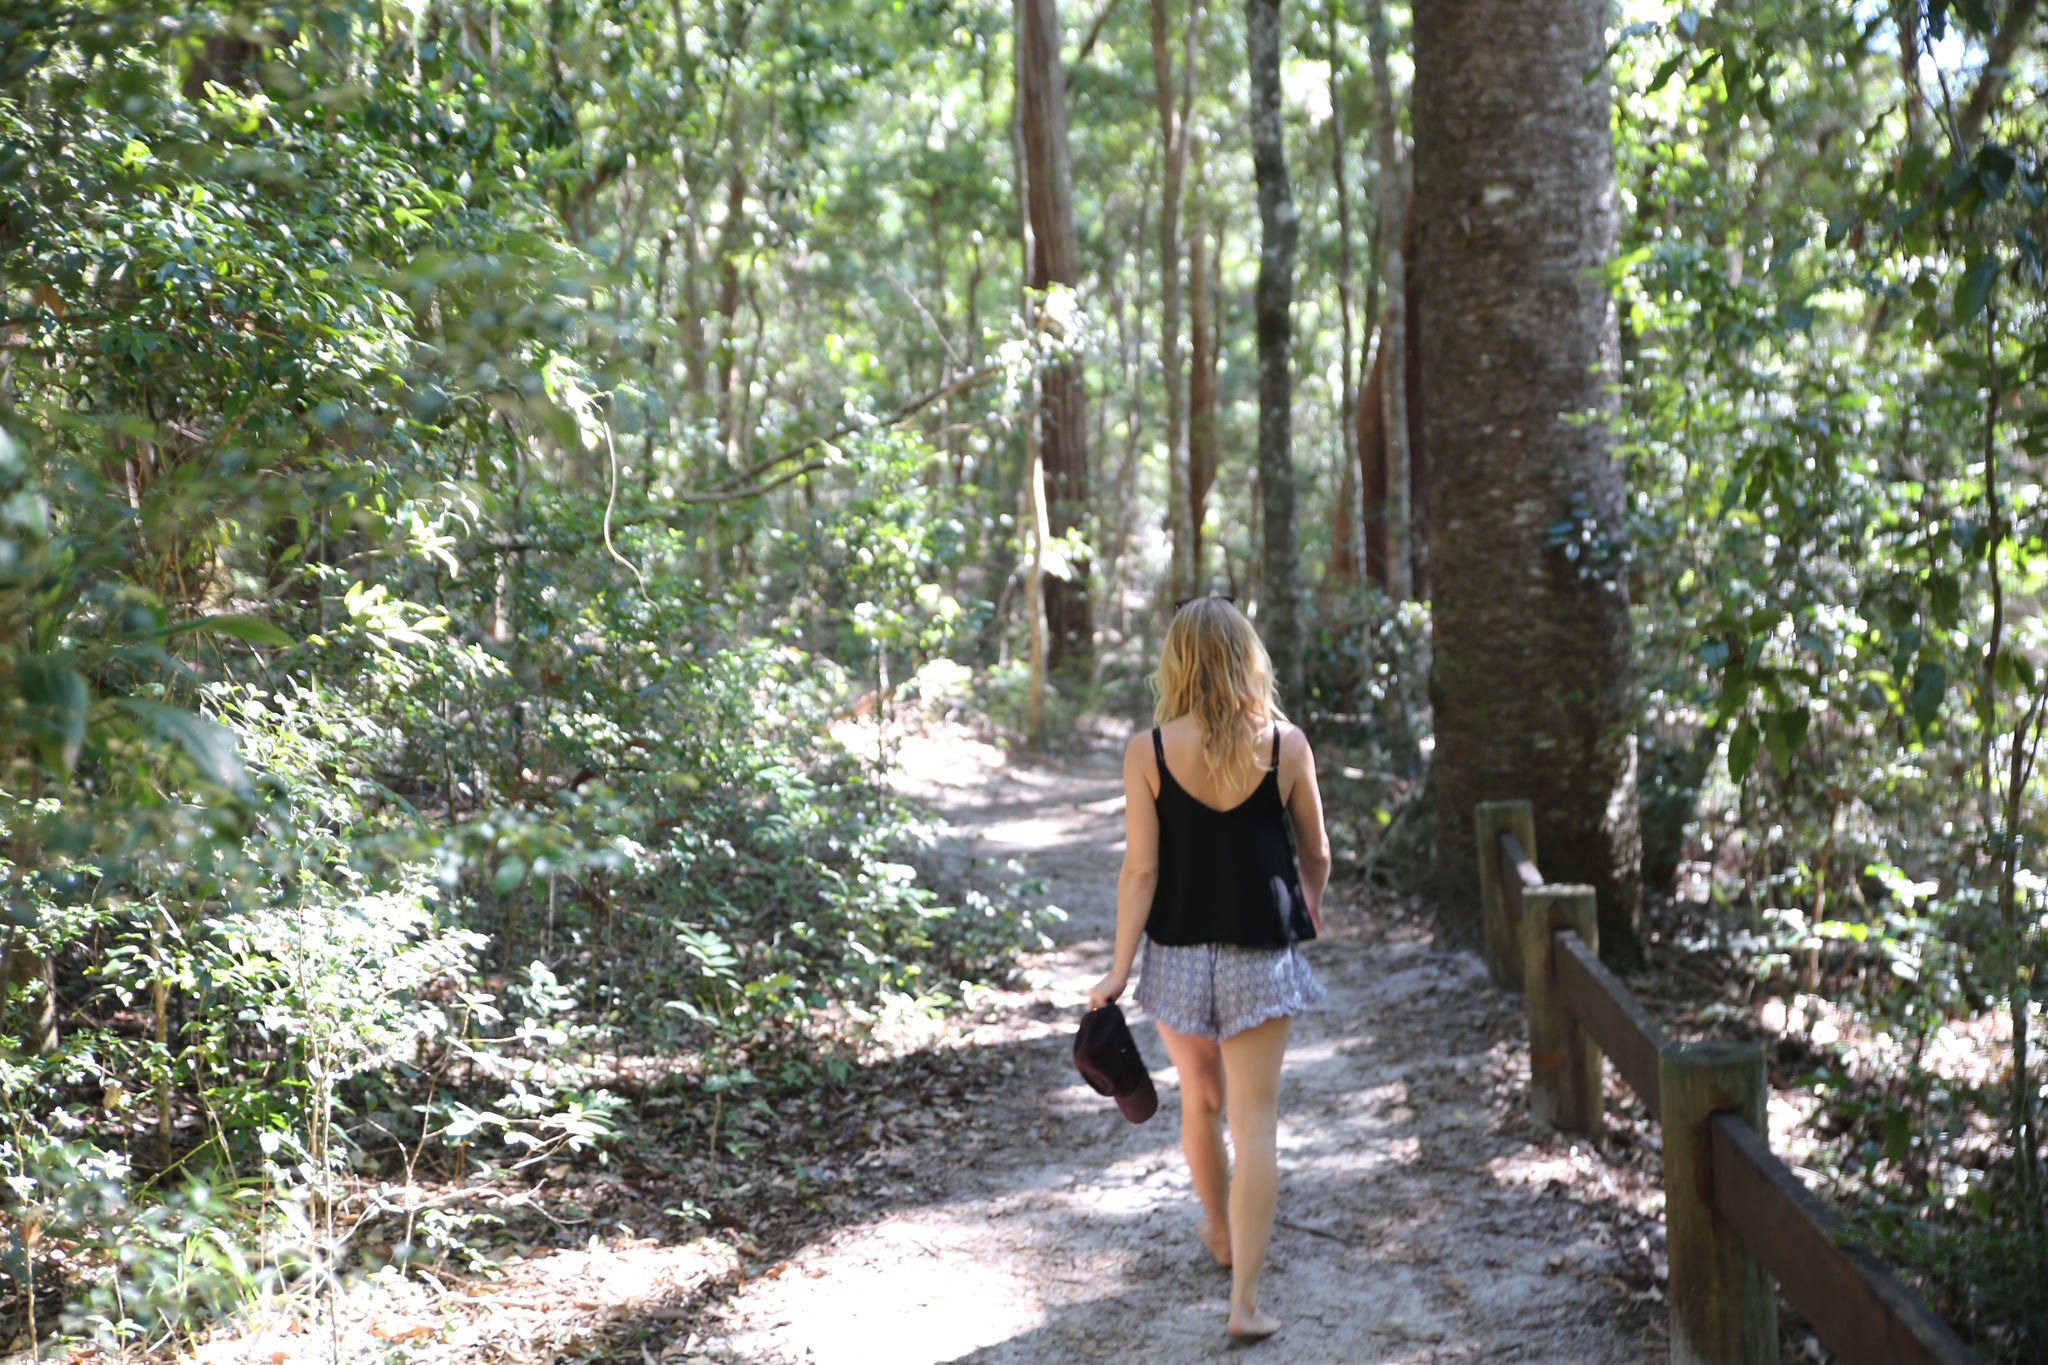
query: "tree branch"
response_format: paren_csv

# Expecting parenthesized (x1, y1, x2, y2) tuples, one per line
(1958, 0, 2041, 145)
(697, 363, 1002, 496)
(673, 459, 832, 506)
(1066, 0, 1121, 86)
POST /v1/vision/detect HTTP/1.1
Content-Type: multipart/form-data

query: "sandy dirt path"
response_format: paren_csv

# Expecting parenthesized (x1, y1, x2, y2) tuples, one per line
(686, 731, 1663, 1364)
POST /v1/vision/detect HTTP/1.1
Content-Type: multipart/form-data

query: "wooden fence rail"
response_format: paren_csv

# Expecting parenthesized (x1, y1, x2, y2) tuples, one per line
(1474, 800, 1977, 1365)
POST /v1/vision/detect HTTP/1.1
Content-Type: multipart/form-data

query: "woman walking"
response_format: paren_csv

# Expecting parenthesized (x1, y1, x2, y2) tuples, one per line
(1088, 596, 1330, 1341)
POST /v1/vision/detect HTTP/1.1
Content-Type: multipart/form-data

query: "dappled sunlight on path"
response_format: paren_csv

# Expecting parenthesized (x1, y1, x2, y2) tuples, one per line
(688, 731, 1663, 1364)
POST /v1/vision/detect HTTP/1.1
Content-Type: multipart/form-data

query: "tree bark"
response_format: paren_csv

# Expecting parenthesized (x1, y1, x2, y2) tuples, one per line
(711, 6, 755, 482)
(1248, 0, 1303, 715)
(1958, 0, 2041, 146)
(1330, 0, 1366, 588)
(1188, 218, 1221, 585)
(1355, 343, 1387, 583)
(1353, 194, 1426, 594)
(1414, 0, 1642, 963)
(1369, 0, 1411, 601)
(1152, 0, 1205, 602)
(1017, 0, 1094, 673)
(2, 941, 58, 1056)
(1013, 1, 1050, 730)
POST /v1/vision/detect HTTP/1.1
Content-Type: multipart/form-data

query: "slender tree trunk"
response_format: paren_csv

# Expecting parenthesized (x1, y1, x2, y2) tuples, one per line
(1013, 3, 1050, 735)
(1330, 0, 1366, 588)
(1895, 0, 1924, 144)
(1152, 0, 1205, 602)
(1355, 343, 1387, 584)
(1958, 0, 2041, 146)
(1108, 237, 1150, 640)
(1400, 193, 1429, 599)
(1414, 0, 1642, 963)
(1248, 0, 1302, 713)
(1024, 402, 1050, 742)
(1353, 195, 1424, 593)
(2, 941, 57, 1056)
(1369, 0, 1410, 600)
(5, 775, 57, 1058)
(680, 206, 711, 409)
(1017, 0, 1094, 673)
(712, 79, 751, 480)
(1188, 218, 1221, 586)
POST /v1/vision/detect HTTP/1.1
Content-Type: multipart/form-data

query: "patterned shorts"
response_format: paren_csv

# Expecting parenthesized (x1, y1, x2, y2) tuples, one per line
(1133, 939, 1325, 1042)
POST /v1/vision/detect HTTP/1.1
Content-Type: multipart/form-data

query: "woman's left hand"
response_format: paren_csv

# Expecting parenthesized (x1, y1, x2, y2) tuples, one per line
(1086, 971, 1128, 1011)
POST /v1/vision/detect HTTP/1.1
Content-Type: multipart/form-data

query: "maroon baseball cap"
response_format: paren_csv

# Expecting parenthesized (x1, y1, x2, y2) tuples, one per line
(1073, 1004, 1158, 1123)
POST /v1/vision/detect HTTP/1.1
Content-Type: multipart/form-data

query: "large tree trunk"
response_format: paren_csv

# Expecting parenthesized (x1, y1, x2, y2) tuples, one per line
(1414, 0, 1642, 963)
(1152, 0, 1205, 602)
(1017, 0, 1094, 673)
(1247, 0, 1302, 714)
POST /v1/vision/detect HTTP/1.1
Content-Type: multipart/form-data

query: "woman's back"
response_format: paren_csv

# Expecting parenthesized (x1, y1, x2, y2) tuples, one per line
(1153, 714, 1276, 812)
(1145, 717, 1313, 949)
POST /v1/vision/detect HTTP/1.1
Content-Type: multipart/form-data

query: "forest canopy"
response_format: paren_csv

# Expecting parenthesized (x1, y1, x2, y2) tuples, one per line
(0, 0, 2043, 1358)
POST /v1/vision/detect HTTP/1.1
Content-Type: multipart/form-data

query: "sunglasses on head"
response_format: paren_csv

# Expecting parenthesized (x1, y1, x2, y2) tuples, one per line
(1173, 595, 1237, 611)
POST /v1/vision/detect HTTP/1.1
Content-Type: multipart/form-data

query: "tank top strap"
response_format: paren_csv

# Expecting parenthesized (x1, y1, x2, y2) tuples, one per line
(1271, 724, 1281, 772)
(1151, 726, 1167, 787)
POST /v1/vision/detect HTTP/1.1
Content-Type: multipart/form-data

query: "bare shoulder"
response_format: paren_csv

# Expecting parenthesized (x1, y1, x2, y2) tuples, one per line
(1279, 722, 1315, 766)
(1278, 723, 1317, 790)
(1125, 729, 1163, 800)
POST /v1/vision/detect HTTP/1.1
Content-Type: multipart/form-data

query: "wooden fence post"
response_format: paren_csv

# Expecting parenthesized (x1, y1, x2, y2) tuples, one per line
(1476, 799, 1536, 990)
(1521, 884, 1601, 1138)
(1661, 1040, 1777, 1365)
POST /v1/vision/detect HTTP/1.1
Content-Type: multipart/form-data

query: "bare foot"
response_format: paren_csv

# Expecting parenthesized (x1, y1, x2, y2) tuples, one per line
(1199, 1217, 1233, 1268)
(1226, 1308, 1282, 1342)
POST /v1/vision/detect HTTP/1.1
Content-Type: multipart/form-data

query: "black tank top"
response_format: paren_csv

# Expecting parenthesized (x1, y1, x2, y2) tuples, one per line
(1145, 725, 1315, 949)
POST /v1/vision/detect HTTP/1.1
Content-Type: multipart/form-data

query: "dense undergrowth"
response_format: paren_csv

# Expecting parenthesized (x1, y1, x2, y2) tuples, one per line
(1, 0, 2044, 1360)
(0, 6, 1040, 1350)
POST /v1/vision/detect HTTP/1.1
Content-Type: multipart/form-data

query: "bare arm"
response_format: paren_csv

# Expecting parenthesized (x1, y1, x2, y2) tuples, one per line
(1283, 727, 1331, 932)
(1087, 734, 1160, 1010)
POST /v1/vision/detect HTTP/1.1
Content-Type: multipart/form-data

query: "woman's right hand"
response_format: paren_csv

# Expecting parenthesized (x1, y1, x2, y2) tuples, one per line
(1086, 971, 1128, 1012)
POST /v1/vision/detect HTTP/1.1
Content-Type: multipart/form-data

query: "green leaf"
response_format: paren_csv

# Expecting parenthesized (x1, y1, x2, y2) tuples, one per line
(15, 655, 88, 774)
(1645, 51, 1687, 94)
(1717, 653, 1753, 717)
(493, 857, 528, 894)
(1883, 1108, 1911, 1163)
(1990, 649, 2019, 696)
(1926, 573, 1961, 629)
(1897, 142, 1934, 195)
(123, 700, 253, 802)
(1763, 707, 1809, 779)
(163, 613, 296, 647)
(1908, 661, 1948, 732)
(1955, 255, 2000, 324)
(1728, 719, 1761, 782)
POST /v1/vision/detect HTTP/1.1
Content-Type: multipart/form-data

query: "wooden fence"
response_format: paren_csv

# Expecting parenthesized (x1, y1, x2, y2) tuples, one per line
(1474, 800, 1979, 1365)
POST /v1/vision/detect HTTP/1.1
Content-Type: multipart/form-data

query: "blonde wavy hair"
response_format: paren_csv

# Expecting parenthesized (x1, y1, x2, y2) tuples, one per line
(1152, 597, 1287, 788)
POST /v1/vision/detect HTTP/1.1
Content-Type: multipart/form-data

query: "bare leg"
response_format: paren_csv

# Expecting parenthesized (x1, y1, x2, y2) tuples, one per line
(1221, 1014, 1291, 1338)
(1156, 1020, 1231, 1267)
